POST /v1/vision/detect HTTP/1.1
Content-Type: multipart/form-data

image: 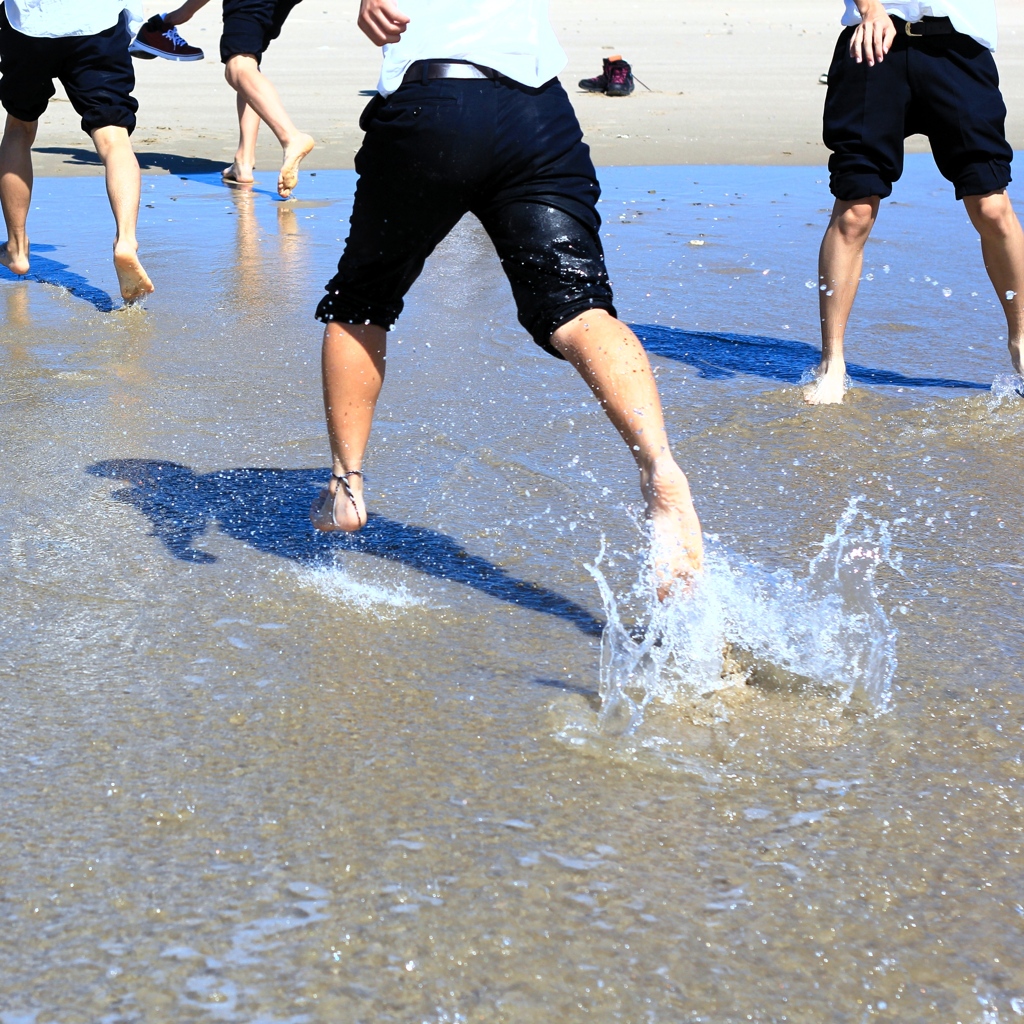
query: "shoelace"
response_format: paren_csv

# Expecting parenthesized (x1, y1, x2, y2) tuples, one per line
(162, 25, 189, 48)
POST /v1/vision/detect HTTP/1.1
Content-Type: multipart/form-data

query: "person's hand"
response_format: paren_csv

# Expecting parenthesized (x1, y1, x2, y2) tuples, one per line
(358, 0, 410, 46)
(850, 0, 896, 65)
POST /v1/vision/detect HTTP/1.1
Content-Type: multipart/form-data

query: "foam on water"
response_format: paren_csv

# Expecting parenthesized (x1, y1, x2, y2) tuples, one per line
(294, 563, 427, 613)
(587, 498, 900, 735)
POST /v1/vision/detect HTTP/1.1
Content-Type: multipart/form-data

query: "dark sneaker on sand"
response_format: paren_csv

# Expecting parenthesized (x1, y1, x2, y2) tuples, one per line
(130, 16, 205, 61)
(605, 57, 635, 97)
(578, 55, 616, 92)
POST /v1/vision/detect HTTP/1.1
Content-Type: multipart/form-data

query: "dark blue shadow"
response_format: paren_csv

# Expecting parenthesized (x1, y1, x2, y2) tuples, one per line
(0, 243, 115, 311)
(87, 459, 603, 637)
(632, 323, 989, 391)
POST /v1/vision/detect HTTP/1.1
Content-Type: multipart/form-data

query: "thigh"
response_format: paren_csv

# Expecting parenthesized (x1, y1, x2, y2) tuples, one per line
(913, 38, 1012, 199)
(824, 28, 911, 200)
(477, 199, 615, 356)
(474, 80, 615, 353)
(0, 8, 57, 122)
(59, 13, 138, 136)
(316, 91, 475, 329)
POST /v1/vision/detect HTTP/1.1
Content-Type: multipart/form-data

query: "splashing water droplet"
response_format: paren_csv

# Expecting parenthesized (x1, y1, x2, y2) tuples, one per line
(585, 498, 900, 735)
(942, 287, 952, 297)
(1006, 290, 1017, 301)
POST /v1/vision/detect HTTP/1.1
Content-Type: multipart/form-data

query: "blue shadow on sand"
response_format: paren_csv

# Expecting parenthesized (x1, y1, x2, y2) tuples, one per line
(632, 323, 989, 391)
(88, 459, 603, 637)
(0, 243, 115, 311)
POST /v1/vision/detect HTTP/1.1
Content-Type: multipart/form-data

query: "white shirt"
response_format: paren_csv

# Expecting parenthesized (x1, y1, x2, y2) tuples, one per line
(4, 0, 143, 38)
(842, 0, 997, 51)
(377, 0, 567, 97)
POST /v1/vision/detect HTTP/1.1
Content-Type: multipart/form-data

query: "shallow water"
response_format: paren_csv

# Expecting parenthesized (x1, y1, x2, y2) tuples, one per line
(1, 158, 1023, 1022)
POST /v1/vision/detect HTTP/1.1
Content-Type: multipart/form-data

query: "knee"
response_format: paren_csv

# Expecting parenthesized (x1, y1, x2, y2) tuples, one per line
(224, 54, 257, 87)
(831, 200, 876, 243)
(549, 308, 619, 357)
(968, 192, 1018, 239)
(4, 115, 38, 141)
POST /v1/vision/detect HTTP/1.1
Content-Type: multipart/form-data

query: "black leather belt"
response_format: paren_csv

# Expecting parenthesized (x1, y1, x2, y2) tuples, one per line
(893, 15, 955, 37)
(403, 60, 501, 85)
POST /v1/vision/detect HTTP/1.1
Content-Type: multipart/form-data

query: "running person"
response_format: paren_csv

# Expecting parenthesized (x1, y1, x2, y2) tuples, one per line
(806, 0, 1024, 404)
(0, 0, 154, 302)
(219, 0, 314, 196)
(310, 0, 704, 593)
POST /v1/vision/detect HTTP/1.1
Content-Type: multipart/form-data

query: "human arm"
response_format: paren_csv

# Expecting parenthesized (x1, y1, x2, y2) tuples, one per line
(358, 0, 409, 46)
(849, 0, 896, 65)
(163, 0, 212, 27)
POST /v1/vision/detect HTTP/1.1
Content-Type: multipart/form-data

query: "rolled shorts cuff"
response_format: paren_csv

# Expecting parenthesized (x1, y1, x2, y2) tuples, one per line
(81, 105, 136, 136)
(0, 97, 49, 123)
(953, 159, 1012, 200)
(829, 171, 892, 202)
(531, 300, 619, 359)
(314, 293, 400, 331)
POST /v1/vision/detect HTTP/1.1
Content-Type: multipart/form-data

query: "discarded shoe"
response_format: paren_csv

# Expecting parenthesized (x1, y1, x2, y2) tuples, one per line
(130, 15, 205, 61)
(605, 57, 635, 97)
(578, 55, 617, 92)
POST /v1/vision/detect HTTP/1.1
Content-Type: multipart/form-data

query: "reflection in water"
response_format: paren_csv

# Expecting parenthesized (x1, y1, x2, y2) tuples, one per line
(227, 188, 306, 313)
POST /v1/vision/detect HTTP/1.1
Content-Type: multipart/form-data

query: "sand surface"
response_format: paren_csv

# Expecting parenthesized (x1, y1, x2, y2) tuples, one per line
(29, 0, 1024, 177)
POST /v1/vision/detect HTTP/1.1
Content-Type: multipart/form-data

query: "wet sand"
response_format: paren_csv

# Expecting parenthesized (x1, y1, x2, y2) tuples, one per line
(30, 0, 1024, 176)
(2, 161, 1024, 1020)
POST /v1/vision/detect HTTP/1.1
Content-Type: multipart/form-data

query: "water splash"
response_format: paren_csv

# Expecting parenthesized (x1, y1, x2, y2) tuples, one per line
(586, 498, 900, 734)
(295, 564, 426, 613)
(987, 373, 1024, 410)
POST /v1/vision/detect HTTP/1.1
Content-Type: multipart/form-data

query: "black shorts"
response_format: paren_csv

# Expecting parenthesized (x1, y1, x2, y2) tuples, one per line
(221, 0, 302, 63)
(824, 22, 1012, 201)
(0, 7, 137, 135)
(316, 75, 616, 357)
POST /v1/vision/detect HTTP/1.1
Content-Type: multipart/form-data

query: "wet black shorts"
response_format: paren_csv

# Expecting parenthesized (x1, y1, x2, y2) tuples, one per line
(823, 21, 1012, 201)
(316, 74, 616, 357)
(221, 0, 303, 63)
(0, 7, 137, 135)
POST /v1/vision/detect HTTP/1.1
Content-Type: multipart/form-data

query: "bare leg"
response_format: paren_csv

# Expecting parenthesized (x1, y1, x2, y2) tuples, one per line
(223, 93, 259, 184)
(0, 115, 36, 276)
(805, 196, 879, 405)
(91, 125, 153, 302)
(963, 189, 1024, 374)
(550, 309, 703, 595)
(310, 322, 386, 531)
(223, 54, 314, 198)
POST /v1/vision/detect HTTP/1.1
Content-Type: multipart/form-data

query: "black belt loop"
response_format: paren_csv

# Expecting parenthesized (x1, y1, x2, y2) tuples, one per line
(421, 59, 429, 86)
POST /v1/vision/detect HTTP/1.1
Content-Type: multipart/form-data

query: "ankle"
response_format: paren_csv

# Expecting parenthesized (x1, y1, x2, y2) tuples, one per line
(640, 454, 690, 508)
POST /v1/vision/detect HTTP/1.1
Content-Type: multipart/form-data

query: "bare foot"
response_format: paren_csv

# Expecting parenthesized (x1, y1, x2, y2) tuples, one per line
(222, 160, 255, 185)
(0, 240, 30, 276)
(278, 133, 315, 198)
(113, 243, 154, 303)
(802, 365, 847, 405)
(310, 471, 366, 532)
(641, 455, 704, 600)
